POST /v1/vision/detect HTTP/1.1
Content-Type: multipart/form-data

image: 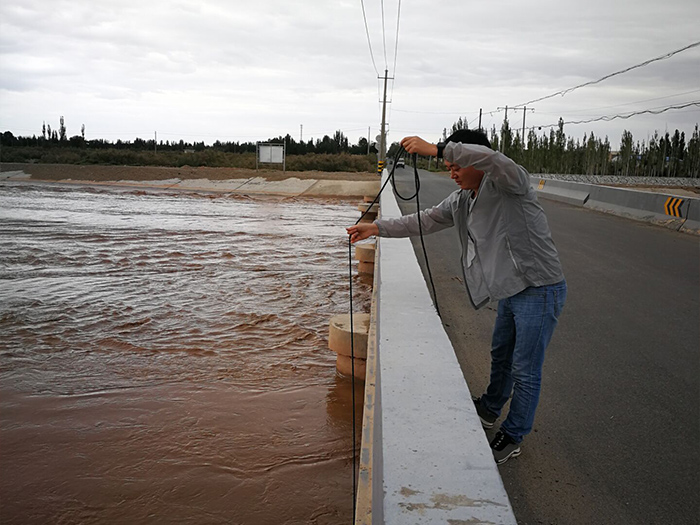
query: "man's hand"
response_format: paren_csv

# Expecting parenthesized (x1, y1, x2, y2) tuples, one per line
(346, 222, 379, 243)
(401, 136, 438, 157)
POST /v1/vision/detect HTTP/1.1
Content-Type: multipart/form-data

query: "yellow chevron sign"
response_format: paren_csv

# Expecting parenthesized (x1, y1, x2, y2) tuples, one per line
(664, 197, 684, 217)
(538, 179, 546, 190)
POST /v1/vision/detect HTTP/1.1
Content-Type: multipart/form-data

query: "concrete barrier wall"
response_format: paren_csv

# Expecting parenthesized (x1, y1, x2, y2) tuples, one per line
(532, 176, 699, 233)
(357, 172, 516, 524)
(533, 178, 592, 206)
(681, 198, 700, 234)
(585, 185, 690, 230)
(355, 243, 383, 524)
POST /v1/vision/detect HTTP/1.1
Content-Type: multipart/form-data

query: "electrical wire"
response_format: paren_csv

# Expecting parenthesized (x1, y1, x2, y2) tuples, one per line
(532, 88, 700, 116)
(380, 0, 388, 70)
(532, 101, 700, 130)
(515, 40, 700, 107)
(387, 0, 402, 125)
(392, 0, 402, 75)
(359, 0, 380, 76)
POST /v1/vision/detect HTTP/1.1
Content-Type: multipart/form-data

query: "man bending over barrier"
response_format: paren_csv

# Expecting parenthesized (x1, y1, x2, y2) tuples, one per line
(347, 129, 567, 464)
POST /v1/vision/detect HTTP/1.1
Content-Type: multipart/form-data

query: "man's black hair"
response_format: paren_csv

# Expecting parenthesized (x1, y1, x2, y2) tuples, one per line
(445, 129, 492, 150)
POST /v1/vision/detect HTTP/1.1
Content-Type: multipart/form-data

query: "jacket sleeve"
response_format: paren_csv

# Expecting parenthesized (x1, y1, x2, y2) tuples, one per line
(375, 194, 455, 238)
(444, 142, 530, 195)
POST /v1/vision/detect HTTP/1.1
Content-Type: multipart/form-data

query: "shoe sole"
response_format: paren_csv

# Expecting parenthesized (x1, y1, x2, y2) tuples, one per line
(495, 447, 521, 465)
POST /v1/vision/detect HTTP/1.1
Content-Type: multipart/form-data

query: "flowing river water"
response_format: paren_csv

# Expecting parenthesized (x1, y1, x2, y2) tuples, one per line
(0, 180, 371, 524)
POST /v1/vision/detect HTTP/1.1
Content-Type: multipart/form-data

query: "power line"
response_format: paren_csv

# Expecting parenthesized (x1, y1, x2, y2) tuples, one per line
(392, 0, 402, 74)
(359, 0, 379, 75)
(380, 0, 388, 70)
(534, 88, 700, 116)
(516, 40, 700, 106)
(533, 101, 700, 130)
(386, 0, 402, 135)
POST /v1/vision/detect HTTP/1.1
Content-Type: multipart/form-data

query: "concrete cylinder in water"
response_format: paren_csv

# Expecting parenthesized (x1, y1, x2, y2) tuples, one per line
(355, 242, 375, 276)
(328, 313, 369, 359)
(355, 242, 375, 263)
(336, 353, 367, 381)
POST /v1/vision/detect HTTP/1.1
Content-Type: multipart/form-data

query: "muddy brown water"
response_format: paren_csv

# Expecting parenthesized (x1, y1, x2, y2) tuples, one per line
(0, 181, 370, 524)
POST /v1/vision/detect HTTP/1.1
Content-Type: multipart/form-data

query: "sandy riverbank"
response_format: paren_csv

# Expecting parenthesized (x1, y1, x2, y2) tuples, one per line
(0, 163, 381, 198)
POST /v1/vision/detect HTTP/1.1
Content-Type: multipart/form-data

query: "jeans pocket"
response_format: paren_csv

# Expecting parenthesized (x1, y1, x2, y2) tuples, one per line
(553, 283, 567, 318)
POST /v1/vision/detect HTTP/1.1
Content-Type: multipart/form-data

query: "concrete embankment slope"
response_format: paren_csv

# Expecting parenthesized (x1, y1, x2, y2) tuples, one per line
(357, 170, 516, 524)
(0, 165, 380, 198)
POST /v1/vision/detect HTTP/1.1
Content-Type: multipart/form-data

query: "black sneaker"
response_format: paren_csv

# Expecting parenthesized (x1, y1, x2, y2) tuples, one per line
(472, 396, 497, 429)
(490, 431, 521, 465)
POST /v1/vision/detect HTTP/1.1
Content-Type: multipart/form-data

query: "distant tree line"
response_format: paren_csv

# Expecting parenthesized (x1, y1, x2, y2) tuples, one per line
(391, 117, 698, 178)
(0, 119, 377, 172)
(1, 119, 373, 155)
(492, 118, 699, 178)
(2, 116, 699, 177)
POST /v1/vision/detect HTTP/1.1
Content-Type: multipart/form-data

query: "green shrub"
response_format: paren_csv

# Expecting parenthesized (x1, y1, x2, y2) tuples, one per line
(1, 147, 376, 173)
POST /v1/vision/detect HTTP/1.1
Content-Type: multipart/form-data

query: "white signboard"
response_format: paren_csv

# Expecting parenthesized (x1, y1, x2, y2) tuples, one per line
(258, 144, 284, 164)
(256, 142, 286, 171)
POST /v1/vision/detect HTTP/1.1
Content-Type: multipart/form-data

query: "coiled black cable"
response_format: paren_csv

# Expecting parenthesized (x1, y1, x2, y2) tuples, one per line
(352, 148, 441, 316)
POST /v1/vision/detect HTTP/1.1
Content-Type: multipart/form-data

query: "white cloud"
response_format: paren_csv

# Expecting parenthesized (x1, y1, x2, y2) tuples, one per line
(1, 0, 698, 147)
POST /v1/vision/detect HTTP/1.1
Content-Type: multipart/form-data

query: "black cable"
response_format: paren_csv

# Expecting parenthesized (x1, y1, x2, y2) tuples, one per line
(408, 154, 441, 318)
(347, 148, 443, 520)
(347, 237, 357, 523)
(345, 157, 396, 520)
(353, 150, 441, 315)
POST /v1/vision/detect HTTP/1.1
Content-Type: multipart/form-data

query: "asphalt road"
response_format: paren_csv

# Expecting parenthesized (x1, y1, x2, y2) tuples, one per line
(389, 166, 699, 525)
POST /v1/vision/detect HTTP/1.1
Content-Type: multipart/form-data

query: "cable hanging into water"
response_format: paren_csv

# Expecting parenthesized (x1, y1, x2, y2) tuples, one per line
(347, 236, 358, 523)
(346, 147, 441, 522)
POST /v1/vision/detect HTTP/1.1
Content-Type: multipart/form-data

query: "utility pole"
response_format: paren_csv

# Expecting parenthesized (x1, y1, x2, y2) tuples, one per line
(512, 106, 534, 147)
(478, 108, 482, 131)
(300, 124, 303, 143)
(367, 126, 371, 155)
(378, 69, 393, 174)
(154, 131, 157, 153)
(497, 106, 509, 153)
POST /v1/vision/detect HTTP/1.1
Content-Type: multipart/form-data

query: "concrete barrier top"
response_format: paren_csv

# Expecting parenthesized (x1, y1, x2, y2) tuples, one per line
(374, 174, 516, 524)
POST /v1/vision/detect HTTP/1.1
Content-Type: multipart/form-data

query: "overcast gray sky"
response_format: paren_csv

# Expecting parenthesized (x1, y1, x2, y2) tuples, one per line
(1, 0, 699, 149)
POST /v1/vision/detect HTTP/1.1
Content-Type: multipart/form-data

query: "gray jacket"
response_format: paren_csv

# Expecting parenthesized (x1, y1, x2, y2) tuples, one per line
(375, 142, 564, 309)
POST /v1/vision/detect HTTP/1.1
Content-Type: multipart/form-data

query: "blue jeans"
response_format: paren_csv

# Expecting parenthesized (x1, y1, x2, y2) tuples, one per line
(481, 280, 567, 443)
